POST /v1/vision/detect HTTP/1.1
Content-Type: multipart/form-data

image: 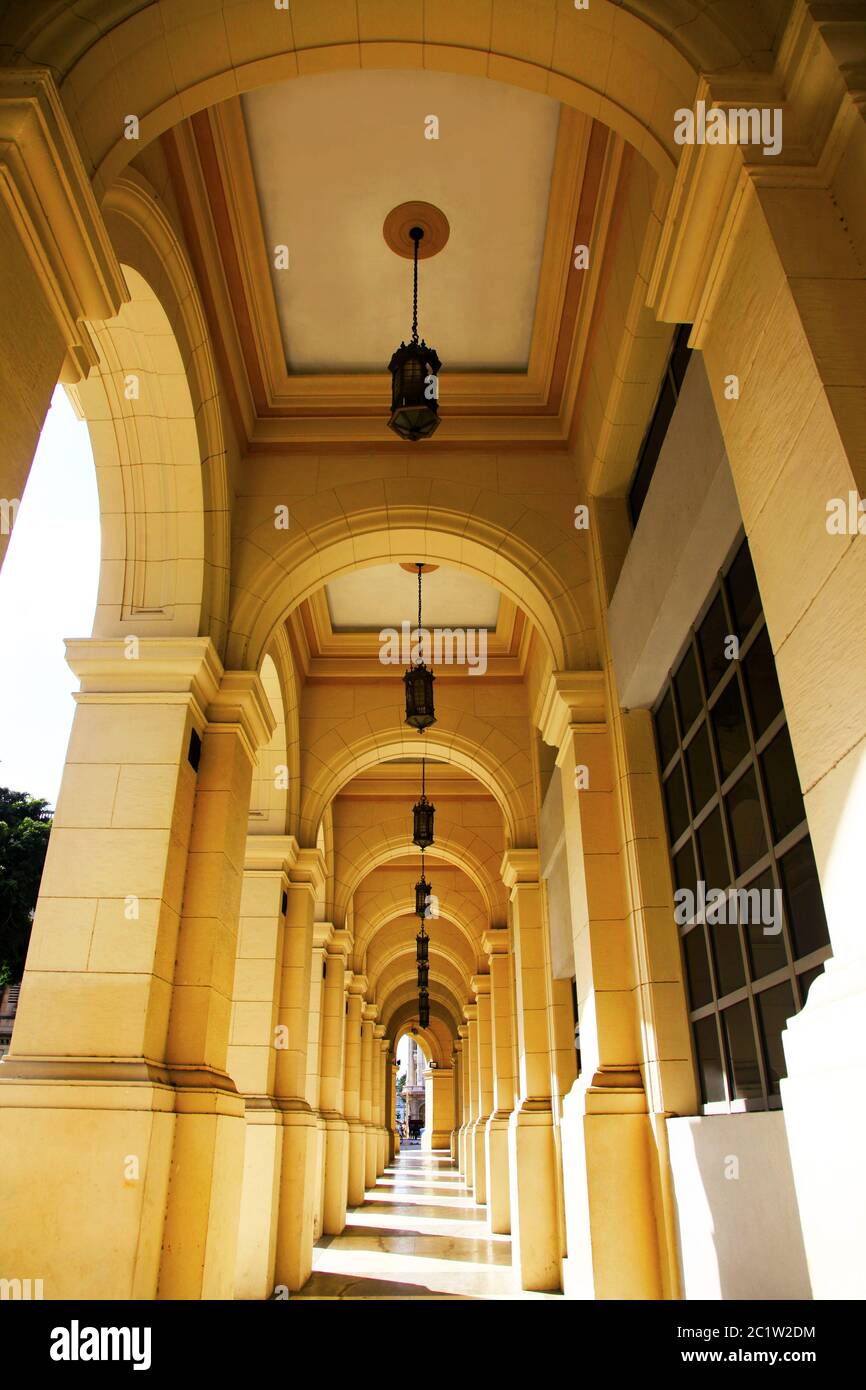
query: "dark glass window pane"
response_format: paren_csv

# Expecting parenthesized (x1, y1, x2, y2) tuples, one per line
(779, 837, 831, 958)
(693, 1016, 726, 1104)
(743, 625, 783, 738)
(743, 869, 788, 980)
(673, 840, 698, 899)
(721, 1000, 762, 1100)
(697, 807, 729, 890)
(683, 926, 713, 1009)
(674, 644, 702, 735)
(756, 981, 796, 1095)
(797, 964, 824, 1005)
(761, 725, 805, 843)
(711, 677, 750, 781)
(709, 908, 746, 998)
(629, 375, 677, 524)
(663, 761, 689, 843)
(725, 767, 767, 875)
(655, 689, 678, 769)
(697, 594, 729, 696)
(670, 323, 693, 392)
(685, 722, 715, 815)
(726, 541, 761, 640)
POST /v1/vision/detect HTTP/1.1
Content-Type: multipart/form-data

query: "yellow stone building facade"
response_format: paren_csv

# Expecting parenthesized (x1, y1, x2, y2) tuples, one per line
(0, 0, 863, 1300)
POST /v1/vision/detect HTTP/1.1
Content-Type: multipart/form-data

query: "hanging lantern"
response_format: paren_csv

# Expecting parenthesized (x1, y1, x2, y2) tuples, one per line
(415, 872, 433, 919)
(404, 662, 435, 731)
(412, 757, 435, 850)
(416, 930, 429, 963)
(404, 562, 436, 731)
(388, 227, 441, 441)
(418, 990, 430, 1028)
(412, 797, 435, 850)
(417, 961, 429, 990)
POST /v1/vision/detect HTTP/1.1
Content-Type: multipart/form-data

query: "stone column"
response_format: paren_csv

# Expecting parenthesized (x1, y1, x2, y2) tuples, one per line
(305, 924, 329, 1242)
(375, 1028, 388, 1175)
(230, 843, 290, 1300)
(450, 1038, 463, 1166)
(319, 929, 350, 1235)
(463, 1005, 479, 1192)
(343, 977, 366, 1207)
(0, 71, 127, 573)
(360, 1004, 378, 1190)
(269, 846, 327, 1294)
(483, 929, 516, 1234)
(425, 1067, 455, 1149)
(502, 849, 562, 1292)
(456, 1023, 471, 1182)
(0, 638, 273, 1299)
(540, 676, 666, 1299)
(470, 976, 493, 1205)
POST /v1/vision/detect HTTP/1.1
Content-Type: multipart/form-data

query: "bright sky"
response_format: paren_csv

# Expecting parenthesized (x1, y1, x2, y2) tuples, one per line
(0, 387, 100, 807)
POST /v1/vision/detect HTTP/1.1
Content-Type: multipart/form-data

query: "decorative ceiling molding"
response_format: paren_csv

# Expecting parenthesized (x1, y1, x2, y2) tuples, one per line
(162, 92, 625, 448)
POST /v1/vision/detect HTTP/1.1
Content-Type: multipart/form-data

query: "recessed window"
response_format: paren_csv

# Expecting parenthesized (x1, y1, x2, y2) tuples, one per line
(653, 534, 832, 1112)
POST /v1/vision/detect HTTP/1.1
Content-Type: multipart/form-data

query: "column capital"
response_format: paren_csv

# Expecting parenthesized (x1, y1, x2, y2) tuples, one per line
(244, 835, 300, 877)
(457, 1025, 468, 1041)
(471, 974, 491, 998)
(362, 1003, 379, 1024)
(453, 1038, 463, 1054)
(0, 68, 127, 381)
(312, 922, 333, 951)
(500, 848, 540, 890)
(482, 927, 510, 958)
(325, 929, 352, 963)
(347, 974, 368, 998)
(207, 671, 276, 755)
(463, 1003, 478, 1024)
(536, 670, 606, 750)
(290, 847, 327, 900)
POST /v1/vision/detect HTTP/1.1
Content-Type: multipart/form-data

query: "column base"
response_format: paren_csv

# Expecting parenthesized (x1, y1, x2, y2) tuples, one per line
(273, 1100, 318, 1295)
(234, 1098, 283, 1299)
(560, 1072, 663, 1299)
(472, 1115, 489, 1204)
(485, 1110, 512, 1234)
(321, 1113, 349, 1235)
(364, 1123, 378, 1188)
(347, 1119, 366, 1206)
(508, 1100, 561, 1292)
(377, 1126, 387, 1175)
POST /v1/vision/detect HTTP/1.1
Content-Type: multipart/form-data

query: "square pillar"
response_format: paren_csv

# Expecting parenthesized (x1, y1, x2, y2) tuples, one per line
(470, 975, 493, 1205)
(344, 977, 366, 1207)
(320, 930, 350, 1235)
(361, 1004, 378, 1189)
(483, 929, 516, 1234)
(502, 849, 562, 1292)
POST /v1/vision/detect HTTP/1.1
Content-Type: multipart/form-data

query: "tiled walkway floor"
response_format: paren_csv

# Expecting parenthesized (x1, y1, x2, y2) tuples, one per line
(293, 1147, 561, 1300)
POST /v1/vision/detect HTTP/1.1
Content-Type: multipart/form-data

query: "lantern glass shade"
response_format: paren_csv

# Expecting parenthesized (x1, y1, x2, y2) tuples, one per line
(412, 795, 435, 850)
(416, 930, 429, 963)
(404, 663, 436, 731)
(388, 341, 441, 441)
(417, 962, 429, 989)
(415, 875, 433, 918)
(418, 990, 430, 1027)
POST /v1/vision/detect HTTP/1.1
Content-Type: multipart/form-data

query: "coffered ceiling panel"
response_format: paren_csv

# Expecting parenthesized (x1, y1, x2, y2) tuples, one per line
(242, 70, 560, 373)
(325, 563, 501, 632)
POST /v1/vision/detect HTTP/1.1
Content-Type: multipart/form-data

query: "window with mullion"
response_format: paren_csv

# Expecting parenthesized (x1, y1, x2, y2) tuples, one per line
(653, 535, 832, 1113)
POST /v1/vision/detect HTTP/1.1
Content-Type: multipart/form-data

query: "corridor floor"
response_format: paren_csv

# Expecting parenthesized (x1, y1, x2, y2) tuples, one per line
(293, 1148, 561, 1300)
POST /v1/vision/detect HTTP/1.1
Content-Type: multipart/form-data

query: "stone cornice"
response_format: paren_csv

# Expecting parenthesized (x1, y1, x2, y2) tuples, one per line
(243, 835, 300, 877)
(0, 68, 127, 380)
(536, 670, 607, 750)
(207, 670, 276, 756)
(482, 928, 510, 958)
(500, 848, 541, 890)
(325, 928, 352, 963)
(470, 974, 491, 997)
(66, 636, 223, 711)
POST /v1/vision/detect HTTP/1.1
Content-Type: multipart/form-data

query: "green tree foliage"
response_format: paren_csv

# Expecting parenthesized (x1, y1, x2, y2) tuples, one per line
(0, 787, 52, 987)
